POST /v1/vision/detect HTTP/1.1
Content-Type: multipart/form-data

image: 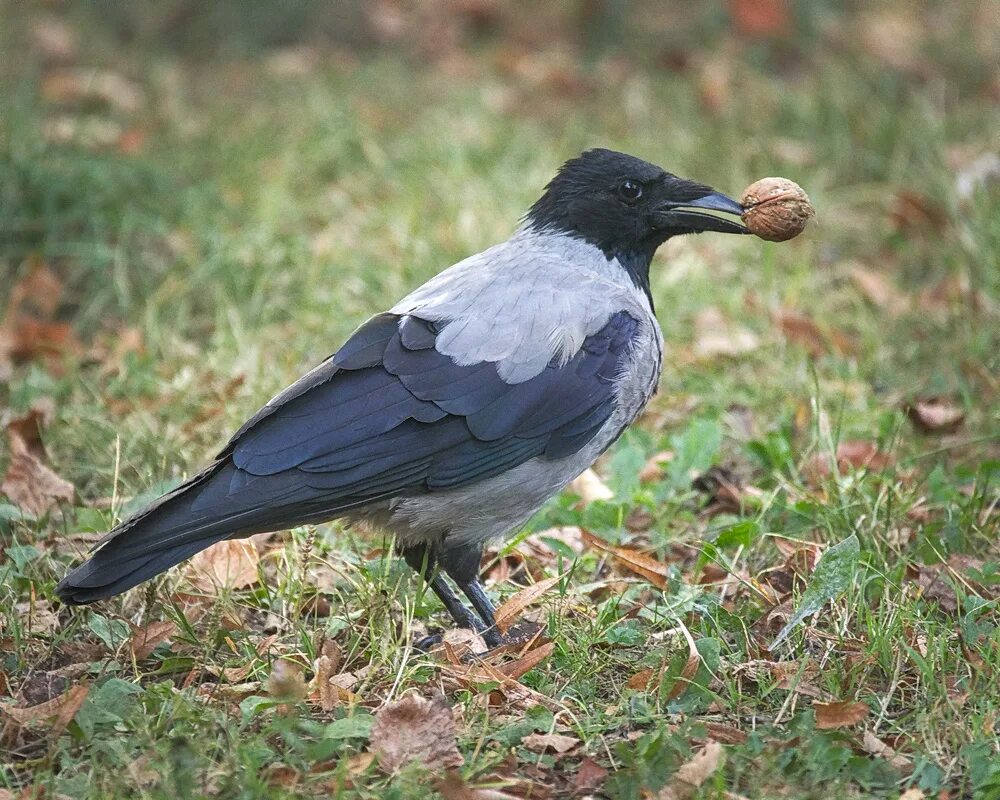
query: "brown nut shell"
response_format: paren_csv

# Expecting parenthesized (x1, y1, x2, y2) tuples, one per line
(740, 177, 814, 242)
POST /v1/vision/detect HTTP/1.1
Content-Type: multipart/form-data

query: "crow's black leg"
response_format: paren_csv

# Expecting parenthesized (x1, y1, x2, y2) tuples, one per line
(401, 543, 486, 637)
(437, 542, 503, 649)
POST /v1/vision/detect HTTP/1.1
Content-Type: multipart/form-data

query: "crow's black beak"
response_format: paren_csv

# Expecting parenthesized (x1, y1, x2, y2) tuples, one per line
(655, 191, 749, 234)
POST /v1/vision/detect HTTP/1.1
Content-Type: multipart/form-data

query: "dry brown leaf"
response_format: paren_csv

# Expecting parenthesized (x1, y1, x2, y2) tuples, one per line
(521, 732, 579, 755)
(1, 682, 89, 737)
(370, 692, 463, 774)
(314, 639, 344, 712)
(267, 659, 307, 702)
(906, 398, 965, 434)
(692, 307, 759, 360)
(658, 741, 724, 800)
(702, 722, 747, 745)
(5, 259, 63, 317)
(130, 620, 177, 660)
(493, 575, 561, 634)
(0, 259, 81, 373)
(898, 789, 925, 800)
(891, 191, 947, 234)
(728, 0, 790, 36)
(627, 668, 656, 690)
(773, 308, 827, 356)
(435, 771, 523, 800)
(183, 539, 260, 593)
(804, 440, 893, 482)
(861, 730, 912, 771)
(913, 555, 997, 613)
(567, 468, 613, 503)
(582, 530, 668, 589)
(494, 641, 555, 680)
(1, 406, 75, 516)
(14, 599, 61, 637)
(813, 700, 869, 729)
(42, 68, 145, 113)
(574, 757, 609, 793)
(848, 264, 909, 316)
(439, 628, 489, 660)
(440, 642, 557, 713)
(665, 628, 701, 702)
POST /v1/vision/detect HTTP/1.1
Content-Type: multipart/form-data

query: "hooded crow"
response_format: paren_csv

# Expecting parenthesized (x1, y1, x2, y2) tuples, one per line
(56, 148, 749, 646)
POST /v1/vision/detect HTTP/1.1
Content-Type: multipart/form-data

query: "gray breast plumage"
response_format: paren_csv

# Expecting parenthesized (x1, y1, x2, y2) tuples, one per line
(368, 229, 664, 549)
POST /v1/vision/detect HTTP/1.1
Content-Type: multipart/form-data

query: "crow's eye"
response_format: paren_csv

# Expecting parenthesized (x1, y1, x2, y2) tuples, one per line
(618, 180, 643, 203)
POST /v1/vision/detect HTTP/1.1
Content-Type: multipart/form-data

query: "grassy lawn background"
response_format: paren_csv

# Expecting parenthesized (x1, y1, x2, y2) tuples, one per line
(1, 2, 998, 797)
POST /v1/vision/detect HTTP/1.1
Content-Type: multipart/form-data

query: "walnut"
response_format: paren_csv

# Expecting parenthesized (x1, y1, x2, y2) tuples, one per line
(741, 177, 814, 241)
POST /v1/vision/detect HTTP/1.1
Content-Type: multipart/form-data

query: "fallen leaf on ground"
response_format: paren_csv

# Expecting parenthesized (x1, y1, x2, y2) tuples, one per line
(862, 730, 912, 771)
(627, 668, 656, 690)
(441, 642, 558, 711)
(313, 638, 345, 711)
(665, 626, 701, 702)
(14, 599, 61, 636)
(439, 628, 489, 660)
(804, 440, 893, 482)
(701, 722, 748, 745)
(493, 575, 561, 634)
(773, 308, 827, 357)
(0, 260, 81, 373)
(813, 700, 869, 729)
(567, 468, 613, 503)
(582, 530, 668, 589)
(0, 682, 89, 737)
(42, 68, 145, 112)
(573, 757, 609, 792)
(130, 620, 177, 660)
(1, 405, 75, 516)
(493, 641, 555, 681)
(906, 398, 965, 434)
(848, 263, 909, 316)
(435, 771, 523, 800)
(370, 692, 463, 773)
(521, 732, 579, 755)
(183, 539, 260, 593)
(891, 191, 947, 233)
(913, 555, 998, 613)
(658, 740, 724, 799)
(898, 789, 925, 800)
(692, 307, 759, 359)
(728, 0, 790, 36)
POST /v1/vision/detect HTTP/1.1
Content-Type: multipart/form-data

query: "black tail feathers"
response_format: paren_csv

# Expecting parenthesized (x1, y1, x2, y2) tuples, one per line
(55, 461, 290, 604)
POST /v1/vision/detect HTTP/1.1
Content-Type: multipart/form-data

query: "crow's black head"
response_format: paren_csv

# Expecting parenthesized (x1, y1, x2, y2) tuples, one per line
(526, 149, 746, 293)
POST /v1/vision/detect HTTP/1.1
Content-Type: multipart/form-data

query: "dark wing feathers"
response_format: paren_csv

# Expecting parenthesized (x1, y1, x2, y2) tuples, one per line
(55, 309, 639, 604)
(227, 311, 638, 498)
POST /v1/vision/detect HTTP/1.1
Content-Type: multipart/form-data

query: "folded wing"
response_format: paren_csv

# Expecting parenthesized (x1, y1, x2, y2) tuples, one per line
(56, 310, 638, 603)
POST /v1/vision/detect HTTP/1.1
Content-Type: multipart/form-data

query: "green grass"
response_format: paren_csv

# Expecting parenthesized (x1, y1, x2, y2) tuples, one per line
(1, 2, 998, 798)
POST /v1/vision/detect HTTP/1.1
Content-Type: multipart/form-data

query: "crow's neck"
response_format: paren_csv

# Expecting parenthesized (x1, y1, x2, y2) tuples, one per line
(610, 246, 656, 311)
